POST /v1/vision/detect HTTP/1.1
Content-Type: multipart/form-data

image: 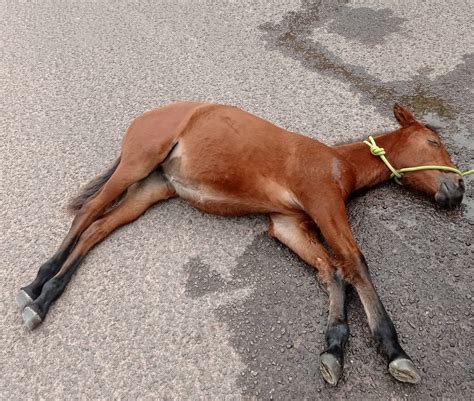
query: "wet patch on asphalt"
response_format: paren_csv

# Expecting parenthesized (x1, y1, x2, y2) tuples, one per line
(184, 257, 227, 298)
(186, 232, 329, 398)
(259, 0, 473, 123)
(326, 7, 406, 45)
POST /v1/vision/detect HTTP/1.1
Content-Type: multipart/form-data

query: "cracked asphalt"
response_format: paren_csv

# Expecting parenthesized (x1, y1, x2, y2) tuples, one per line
(1, 1, 473, 399)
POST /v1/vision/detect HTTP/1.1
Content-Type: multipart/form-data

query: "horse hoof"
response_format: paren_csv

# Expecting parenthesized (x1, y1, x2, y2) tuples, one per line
(16, 289, 34, 310)
(21, 305, 42, 330)
(320, 352, 342, 385)
(389, 358, 421, 384)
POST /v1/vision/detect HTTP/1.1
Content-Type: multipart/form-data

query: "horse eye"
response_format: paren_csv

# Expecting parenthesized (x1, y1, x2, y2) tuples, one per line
(427, 139, 440, 148)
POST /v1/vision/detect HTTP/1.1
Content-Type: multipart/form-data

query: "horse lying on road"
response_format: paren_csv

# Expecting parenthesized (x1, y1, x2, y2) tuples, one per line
(17, 102, 467, 385)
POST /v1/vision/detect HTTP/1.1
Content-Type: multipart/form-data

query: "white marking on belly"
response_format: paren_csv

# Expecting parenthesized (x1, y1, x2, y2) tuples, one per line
(168, 178, 227, 204)
(168, 142, 183, 160)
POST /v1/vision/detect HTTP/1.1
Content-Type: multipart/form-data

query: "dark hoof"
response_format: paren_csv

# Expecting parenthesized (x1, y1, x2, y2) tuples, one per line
(22, 305, 42, 330)
(16, 289, 34, 310)
(389, 358, 421, 384)
(320, 352, 342, 385)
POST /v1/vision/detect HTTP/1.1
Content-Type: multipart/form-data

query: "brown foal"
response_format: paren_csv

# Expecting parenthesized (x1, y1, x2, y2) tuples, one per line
(17, 102, 465, 386)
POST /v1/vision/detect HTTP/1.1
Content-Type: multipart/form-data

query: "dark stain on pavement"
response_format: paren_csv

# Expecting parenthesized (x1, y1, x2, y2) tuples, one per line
(184, 258, 226, 297)
(259, 0, 460, 120)
(326, 7, 406, 45)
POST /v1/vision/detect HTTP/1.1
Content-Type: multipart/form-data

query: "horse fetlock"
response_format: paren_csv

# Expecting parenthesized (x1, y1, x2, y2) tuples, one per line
(325, 322, 349, 345)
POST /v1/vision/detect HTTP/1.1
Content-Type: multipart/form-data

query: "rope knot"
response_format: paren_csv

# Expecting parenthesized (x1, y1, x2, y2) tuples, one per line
(363, 136, 386, 156)
(370, 145, 385, 156)
(363, 136, 402, 182)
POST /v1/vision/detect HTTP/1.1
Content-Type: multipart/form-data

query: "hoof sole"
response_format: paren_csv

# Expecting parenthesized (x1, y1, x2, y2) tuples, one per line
(320, 352, 342, 386)
(389, 358, 421, 384)
(22, 305, 42, 330)
(16, 290, 34, 310)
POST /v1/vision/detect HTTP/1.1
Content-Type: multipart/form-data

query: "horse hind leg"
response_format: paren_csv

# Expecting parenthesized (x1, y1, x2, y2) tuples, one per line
(21, 171, 176, 329)
(16, 156, 157, 311)
(16, 159, 122, 310)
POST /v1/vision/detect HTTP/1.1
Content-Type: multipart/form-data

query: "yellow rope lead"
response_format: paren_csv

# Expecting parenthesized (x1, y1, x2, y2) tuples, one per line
(363, 136, 474, 185)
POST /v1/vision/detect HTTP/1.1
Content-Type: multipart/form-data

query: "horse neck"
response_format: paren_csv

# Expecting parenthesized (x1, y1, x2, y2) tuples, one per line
(334, 130, 402, 192)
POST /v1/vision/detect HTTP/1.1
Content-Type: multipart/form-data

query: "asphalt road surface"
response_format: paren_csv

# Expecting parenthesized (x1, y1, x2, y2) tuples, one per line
(1, 0, 473, 399)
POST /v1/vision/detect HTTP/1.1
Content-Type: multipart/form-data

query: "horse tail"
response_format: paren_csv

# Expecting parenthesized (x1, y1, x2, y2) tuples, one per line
(67, 157, 121, 213)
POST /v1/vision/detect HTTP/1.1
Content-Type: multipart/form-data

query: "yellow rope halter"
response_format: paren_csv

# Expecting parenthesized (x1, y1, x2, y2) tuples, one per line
(363, 136, 474, 185)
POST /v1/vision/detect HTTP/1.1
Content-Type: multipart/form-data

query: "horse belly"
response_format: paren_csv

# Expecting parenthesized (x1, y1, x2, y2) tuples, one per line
(163, 167, 298, 216)
(161, 138, 301, 216)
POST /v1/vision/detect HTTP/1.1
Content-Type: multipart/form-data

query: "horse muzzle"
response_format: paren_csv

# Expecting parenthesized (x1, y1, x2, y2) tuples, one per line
(435, 177, 465, 208)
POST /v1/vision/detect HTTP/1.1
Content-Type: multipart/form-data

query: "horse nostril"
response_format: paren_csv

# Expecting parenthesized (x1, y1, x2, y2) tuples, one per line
(438, 178, 464, 208)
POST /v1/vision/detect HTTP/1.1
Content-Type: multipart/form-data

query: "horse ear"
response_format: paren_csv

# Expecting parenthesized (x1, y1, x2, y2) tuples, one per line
(393, 103, 416, 127)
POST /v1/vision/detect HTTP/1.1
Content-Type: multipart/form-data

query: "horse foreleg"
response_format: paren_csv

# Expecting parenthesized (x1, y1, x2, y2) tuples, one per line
(268, 213, 350, 386)
(308, 198, 421, 384)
